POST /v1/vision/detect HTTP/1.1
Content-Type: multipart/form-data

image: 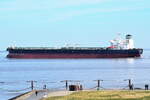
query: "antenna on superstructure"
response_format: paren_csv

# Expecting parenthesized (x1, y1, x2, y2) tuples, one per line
(64, 43, 70, 47)
(75, 44, 80, 47)
(109, 33, 123, 49)
(117, 32, 121, 40)
(10, 41, 16, 48)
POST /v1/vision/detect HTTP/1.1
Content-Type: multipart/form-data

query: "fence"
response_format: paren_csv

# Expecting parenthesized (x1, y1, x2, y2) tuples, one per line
(0, 79, 150, 93)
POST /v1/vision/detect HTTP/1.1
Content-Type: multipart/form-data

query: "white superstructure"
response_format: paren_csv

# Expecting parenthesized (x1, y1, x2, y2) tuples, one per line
(109, 34, 135, 49)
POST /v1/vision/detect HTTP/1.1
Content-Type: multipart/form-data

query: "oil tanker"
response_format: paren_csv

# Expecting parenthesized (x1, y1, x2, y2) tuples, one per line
(6, 34, 143, 59)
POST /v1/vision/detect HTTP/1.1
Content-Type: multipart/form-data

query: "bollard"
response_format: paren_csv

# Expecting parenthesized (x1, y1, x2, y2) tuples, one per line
(129, 84, 134, 90)
(65, 80, 68, 90)
(43, 85, 47, 89)
(145, 84, 149, 90)
(125, 79, 133, 90)
(128, 79, 131, 90)
(93, 80, 103, 90)
(61, 80, 69, 90)
(97, 80, 100, 90)
(27, 80, 37, 90)
(80, 85, 83, 90)
(31, 81, 34, 90)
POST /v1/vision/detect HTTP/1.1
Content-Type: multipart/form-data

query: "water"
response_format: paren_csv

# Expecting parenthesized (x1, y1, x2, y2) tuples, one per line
(0, 50, 150, 100)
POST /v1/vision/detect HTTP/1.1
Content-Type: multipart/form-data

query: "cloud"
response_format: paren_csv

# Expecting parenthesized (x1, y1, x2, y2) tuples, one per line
(0, 0, 109, 11)
(0, 0, 149, 22)
(48, 6, 150, 22)
(58, 0, 108, 7)
(0, 0, 146, 12)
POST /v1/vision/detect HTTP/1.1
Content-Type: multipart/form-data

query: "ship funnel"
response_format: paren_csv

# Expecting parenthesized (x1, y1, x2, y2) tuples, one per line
(126, 34, 132, 39)
(126, 34, 134, 49)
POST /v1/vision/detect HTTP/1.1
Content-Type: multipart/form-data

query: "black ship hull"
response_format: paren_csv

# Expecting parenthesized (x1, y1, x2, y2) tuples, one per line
(6, 47, 143, 59)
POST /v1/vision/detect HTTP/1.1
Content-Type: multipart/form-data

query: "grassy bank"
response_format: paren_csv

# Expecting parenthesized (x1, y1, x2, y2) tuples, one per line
(44, 90, 150, 100)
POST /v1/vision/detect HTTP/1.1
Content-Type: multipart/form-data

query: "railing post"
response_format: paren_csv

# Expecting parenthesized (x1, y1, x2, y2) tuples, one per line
(65, 80, 68, 90)
(27, 80, 37, 91)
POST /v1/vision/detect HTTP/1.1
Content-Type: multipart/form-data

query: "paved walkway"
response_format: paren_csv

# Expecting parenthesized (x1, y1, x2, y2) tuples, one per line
(24, 90, 47, 100)
(47, 91, 74, 97)
(13, 90, 74, 100)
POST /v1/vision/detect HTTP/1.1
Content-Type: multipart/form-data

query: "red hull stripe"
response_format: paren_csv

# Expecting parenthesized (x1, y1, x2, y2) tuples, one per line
(7, 53, 141, 59)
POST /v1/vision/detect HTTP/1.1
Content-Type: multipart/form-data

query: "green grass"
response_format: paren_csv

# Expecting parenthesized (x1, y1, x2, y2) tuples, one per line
(43, 90, 150, 100)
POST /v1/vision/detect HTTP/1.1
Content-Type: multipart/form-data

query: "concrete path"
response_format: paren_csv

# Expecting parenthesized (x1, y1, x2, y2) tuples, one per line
(24, 90, 47, 100)
(47, 91, 74, 97)
(25, 90, 74, 100)
(12, 90, 74, 100)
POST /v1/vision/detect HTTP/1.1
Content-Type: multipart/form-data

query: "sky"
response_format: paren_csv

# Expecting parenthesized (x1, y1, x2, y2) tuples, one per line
(0, 0, 150, 50)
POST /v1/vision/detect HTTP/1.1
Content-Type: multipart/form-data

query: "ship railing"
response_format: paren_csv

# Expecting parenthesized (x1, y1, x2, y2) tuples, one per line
(7, 47, 108, 50)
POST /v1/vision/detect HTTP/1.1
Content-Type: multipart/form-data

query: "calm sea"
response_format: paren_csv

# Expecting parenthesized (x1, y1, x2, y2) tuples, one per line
(0, 50, 150, 100)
